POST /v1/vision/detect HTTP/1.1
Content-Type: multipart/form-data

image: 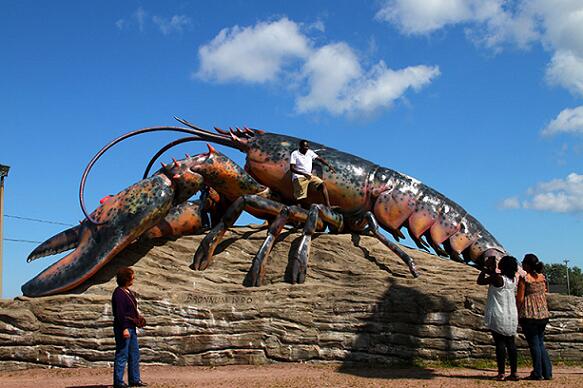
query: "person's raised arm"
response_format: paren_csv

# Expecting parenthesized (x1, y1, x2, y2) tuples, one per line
(477, 270, 491, 285)
(315, 156, 336, 174)
(477, 270, 503, 287)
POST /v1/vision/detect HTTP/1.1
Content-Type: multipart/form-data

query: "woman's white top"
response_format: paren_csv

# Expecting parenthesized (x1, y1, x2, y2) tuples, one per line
(484, 276, 518, 336)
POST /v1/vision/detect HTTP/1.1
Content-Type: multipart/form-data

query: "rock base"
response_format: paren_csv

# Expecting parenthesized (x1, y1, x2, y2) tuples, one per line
(1, 227, 582, 370)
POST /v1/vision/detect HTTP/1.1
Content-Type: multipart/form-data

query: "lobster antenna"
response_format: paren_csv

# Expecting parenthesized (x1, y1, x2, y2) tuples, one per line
(174, 116, 244, 150)
(143, 136, 208, 179)
(80, 125, 210, 225)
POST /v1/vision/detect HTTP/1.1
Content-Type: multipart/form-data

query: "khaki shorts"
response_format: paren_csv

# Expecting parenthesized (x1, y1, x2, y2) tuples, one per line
(292, 175, 323, 200)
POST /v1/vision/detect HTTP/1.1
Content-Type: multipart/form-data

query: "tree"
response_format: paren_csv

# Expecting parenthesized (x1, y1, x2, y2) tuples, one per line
(545, 263, 583, 297)
(569, 266, 583, 297)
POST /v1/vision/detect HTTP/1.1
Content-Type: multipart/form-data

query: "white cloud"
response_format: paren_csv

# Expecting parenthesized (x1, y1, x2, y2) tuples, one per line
(152, 15, 191, 35)
(197, 18, 311, 83)
(499, 196, 521, 209)
(134, 7, 146, 32)
(542, 105, 583, 136)
(196, 18, 440, 116)
(375, 0, 475, 35)
(355, 63, 440, 107)
(376, 0, 583, 135)
(119, 8, 189, 36)
(297, 44, 440, 115)
(469, 3, 539, 50)
(504, 173, 583, 213)
(374, 0, 539, 43)
(308, 20, 325, 33)
(376, 0, 540, 48)
(546, 50, 583, 97)
(296, 43, 362, 114)
(533, 0, 583, 57)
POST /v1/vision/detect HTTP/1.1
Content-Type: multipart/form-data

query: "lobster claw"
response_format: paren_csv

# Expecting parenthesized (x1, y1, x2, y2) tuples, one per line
(22, 175, 175, 297)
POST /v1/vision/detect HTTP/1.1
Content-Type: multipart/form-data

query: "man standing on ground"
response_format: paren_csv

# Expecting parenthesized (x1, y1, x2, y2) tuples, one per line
(290, 139, 336, 208)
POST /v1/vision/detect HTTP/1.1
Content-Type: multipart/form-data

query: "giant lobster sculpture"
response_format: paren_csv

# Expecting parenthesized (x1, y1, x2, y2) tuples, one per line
(22, 118, 506, 297)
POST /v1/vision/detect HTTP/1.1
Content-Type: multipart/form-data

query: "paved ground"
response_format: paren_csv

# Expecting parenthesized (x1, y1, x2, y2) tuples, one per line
(1, 364, 582, 388)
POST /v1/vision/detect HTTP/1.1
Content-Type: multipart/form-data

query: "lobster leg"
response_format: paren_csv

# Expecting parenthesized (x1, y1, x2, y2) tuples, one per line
(191, 196, 246, 271)
(364, 211, 419, 277)
(290, 204, 322, 284)
(423, 230, 449, 257)
(404, 221, 430, 253)
(443, 240, 464, 263)
(191, 194, 344, 284)
(289, 204, 345, 284)
(191, 195, 313, 270)
(250, 204, 342, 286)
(248, 207, 290, 287)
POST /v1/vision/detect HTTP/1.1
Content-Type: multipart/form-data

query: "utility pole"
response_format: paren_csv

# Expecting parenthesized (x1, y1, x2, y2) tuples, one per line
(564, 259, 570, 296)
(0, 164, 10, 299)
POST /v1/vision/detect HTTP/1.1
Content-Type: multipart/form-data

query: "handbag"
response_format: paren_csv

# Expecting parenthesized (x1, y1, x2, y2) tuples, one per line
(133, 314, 147, 329)
(122, 289, 147, 328)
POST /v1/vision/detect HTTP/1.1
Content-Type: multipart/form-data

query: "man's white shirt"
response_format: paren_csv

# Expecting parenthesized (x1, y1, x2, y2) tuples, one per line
(290, 149, 318, 180)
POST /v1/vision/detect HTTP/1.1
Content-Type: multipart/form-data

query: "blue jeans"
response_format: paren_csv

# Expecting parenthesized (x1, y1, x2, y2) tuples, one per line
(114, 327, 141, 386)
(521, 319, 552, 379)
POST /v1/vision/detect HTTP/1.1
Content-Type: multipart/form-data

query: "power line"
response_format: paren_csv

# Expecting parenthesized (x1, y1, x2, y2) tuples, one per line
(4, 214, 74, 226)
(3, 214, 73, 244)
(4, 238, 42, 244)
(564, 259, 571, 296)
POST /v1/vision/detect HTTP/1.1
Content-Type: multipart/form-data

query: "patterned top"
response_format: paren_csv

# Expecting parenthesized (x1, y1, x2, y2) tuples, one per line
(518, 277, 550, 320)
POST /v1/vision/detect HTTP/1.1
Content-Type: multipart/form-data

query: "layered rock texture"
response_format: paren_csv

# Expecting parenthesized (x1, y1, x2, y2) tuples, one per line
(1, 227, 582, 370)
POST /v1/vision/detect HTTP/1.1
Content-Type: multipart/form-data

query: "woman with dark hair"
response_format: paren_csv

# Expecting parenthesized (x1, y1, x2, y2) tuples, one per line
(478, 256, 519, 381)
(518, 253, 552, 380)
(112, 267, 147, 388)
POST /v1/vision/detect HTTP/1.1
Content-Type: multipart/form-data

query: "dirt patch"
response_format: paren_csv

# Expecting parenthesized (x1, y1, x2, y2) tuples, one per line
(1, 364, 582, 388)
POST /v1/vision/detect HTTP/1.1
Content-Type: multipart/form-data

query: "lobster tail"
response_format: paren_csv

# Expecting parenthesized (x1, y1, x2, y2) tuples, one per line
(372, 168, 505, 267)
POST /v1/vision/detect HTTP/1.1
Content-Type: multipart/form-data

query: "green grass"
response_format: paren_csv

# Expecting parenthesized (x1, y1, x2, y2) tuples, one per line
(336, 353, 583, 371)
(412, 354, 582, 370)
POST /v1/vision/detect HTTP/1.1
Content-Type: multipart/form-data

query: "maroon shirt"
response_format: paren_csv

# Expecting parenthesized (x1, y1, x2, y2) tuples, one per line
(112, 287, 138, 330)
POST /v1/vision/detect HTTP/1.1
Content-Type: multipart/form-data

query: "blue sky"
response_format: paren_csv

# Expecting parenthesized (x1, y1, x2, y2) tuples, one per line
(2, 1, 582, 298)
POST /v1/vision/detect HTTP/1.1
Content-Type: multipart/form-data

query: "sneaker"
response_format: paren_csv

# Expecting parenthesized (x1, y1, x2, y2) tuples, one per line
(506, 374, 520, 381)
(129, 382, 148, 387)
(524, 374, 543, 381)
(495, 374, 505, 381)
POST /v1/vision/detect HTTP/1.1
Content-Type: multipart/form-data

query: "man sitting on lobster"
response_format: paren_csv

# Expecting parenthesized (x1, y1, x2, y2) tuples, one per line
(290, 139, 336, 208)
